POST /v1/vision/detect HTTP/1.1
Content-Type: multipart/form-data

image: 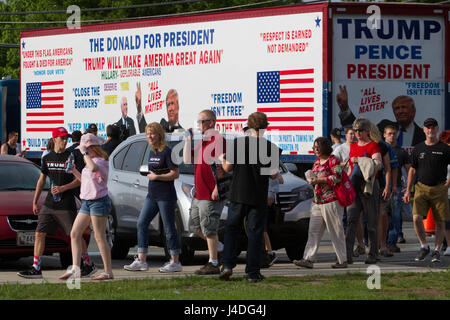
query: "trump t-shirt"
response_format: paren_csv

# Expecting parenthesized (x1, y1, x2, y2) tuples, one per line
(147, 146, 177, 201)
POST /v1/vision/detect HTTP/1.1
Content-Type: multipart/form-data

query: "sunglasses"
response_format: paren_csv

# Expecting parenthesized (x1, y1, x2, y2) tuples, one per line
(353, 128, 366, 133)
(197, 119, 212, 124)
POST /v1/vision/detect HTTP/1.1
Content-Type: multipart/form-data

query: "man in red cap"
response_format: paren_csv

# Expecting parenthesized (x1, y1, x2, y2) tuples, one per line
(18, 127, 92, 279)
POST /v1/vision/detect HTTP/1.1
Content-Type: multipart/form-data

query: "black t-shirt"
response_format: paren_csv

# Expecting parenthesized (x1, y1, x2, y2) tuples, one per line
(377, 141, 389, 189)
(66, 143, 85, 172)
(102, 138, 121, 156)
(41, 150, 77, 211)
(227, 136, 280, 207)
(411, 141, 450, 186)
(393, 145, 411, 187)
(6, 143, 17, 155)
(147, 145, 177, 201)
(66, 143, 85, 199)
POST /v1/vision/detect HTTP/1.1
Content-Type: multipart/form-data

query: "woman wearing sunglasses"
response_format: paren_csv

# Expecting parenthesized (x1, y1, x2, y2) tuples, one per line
(345, 118, 382, 265)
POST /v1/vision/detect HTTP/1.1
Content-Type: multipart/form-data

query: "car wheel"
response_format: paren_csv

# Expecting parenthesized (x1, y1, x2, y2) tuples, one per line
(59, 251, 72, 269)
(107, 210, 131, 259)
(162, 208, 195, 265)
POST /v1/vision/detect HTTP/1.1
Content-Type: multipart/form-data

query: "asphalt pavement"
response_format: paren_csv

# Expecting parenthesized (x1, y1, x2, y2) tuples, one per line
(0, 221, 449, 285)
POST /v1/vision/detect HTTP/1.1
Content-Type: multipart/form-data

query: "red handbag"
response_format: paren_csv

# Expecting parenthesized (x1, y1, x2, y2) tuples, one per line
(328, 157, 356, 207)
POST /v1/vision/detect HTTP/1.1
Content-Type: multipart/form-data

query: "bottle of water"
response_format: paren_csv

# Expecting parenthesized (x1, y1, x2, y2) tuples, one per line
(65, 152, 74, 174)
(51, 180, 61, 203)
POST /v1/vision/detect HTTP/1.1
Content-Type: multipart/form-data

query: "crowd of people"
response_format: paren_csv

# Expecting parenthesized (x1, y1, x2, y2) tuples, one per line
(6, 103, 450, 282)
(294, 117, 450, 271)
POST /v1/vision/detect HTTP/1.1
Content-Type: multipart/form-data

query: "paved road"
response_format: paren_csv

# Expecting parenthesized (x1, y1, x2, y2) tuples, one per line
(0, 222, 448, 285)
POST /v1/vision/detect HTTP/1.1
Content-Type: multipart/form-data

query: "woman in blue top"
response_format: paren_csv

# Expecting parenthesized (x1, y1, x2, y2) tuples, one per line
(124, 122, 182, 273)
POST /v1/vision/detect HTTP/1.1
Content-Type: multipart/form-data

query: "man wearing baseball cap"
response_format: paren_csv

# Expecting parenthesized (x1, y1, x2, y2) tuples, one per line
(18, 127, 86, 279)
(86, 123, 105, 144)
(403, 118, 450, 263)
(219, 112, 280, 282)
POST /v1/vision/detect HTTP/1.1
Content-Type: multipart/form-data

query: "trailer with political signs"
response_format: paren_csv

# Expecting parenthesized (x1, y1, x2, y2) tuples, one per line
(0, 78, 20, 147)
(19, 2, 449, 166)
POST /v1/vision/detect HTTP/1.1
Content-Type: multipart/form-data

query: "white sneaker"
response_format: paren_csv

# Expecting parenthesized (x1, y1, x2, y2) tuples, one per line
(444, 247, 450, 256)
(124, 257, 148, 271)
(159, 261, 182, 273)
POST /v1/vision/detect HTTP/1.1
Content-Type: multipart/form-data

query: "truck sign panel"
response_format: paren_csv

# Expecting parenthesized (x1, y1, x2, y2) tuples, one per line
(21, 11, 324, 156)
(332, 14, 446, 153)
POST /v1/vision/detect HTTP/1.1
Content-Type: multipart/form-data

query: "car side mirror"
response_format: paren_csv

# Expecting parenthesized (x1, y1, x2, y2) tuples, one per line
(139, 164, 149, 176)
(284, 163, 298, 174)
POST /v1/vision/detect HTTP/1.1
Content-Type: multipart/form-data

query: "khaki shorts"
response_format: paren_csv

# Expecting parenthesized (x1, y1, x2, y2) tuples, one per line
(413, 182, 450, 222)
(35, 205, 77, 235)
(189, 198, 224, 237)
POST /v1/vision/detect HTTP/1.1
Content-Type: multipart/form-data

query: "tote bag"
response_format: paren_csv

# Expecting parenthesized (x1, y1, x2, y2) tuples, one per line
(328, 158, 356, 207)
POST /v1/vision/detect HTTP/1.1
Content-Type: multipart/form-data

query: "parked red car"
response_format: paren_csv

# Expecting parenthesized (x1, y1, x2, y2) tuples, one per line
(0, 155, 71, 268)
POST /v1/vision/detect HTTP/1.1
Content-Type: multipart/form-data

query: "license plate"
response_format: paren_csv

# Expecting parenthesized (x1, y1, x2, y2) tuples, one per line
(17, 232, 35, 246)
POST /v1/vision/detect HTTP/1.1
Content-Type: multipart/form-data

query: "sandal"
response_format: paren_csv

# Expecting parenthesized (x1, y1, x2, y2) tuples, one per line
(59, 270, 79, 280)
(92, 272, 114, 280)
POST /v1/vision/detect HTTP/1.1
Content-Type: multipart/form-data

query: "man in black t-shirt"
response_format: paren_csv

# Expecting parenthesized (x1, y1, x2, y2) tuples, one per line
(101, 124, 121, 156)
(219, 112, 279, 283)
(17, 127, 87, 279)
(403, 118, 450, 263)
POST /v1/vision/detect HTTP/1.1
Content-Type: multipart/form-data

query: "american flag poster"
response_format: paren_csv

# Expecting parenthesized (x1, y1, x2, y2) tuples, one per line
(25, 80, 64, 137)
(257, 69, 315, 131)
(257, 68, 319, 155)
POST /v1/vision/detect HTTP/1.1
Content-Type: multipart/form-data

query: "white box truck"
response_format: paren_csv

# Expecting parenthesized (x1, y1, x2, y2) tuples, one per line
(20, 2, 449, 166)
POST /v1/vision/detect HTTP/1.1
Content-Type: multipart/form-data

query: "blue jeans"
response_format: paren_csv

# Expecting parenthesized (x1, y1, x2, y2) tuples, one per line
(387, 193, 403, 247)
(137, 196, 181, 255)
(222, 202, 266, 277)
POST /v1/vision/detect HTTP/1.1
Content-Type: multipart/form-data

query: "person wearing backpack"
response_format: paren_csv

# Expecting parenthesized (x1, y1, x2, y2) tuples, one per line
(293, 137, 349, 269)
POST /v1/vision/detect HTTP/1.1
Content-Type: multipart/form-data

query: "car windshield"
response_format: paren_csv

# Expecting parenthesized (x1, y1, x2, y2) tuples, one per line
(0, 161, 49, 191)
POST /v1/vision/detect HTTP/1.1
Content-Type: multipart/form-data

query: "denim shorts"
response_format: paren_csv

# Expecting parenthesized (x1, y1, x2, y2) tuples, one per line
(79, 196, 111, 217)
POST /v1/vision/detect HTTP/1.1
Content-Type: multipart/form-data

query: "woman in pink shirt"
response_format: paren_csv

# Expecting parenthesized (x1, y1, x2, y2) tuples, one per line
(59, 133, 113, 280)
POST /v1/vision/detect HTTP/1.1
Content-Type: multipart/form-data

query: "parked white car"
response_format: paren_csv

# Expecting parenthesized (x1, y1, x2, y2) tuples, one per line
(107, 132, 313, 264)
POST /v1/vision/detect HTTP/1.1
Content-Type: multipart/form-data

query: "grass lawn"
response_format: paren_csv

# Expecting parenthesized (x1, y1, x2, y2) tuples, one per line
(1, 271, 449, 300)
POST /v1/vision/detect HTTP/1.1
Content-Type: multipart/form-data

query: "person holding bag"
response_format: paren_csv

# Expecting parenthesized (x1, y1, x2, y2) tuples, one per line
(293, 137, 348, 269)
(346, 118, 382, 265)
